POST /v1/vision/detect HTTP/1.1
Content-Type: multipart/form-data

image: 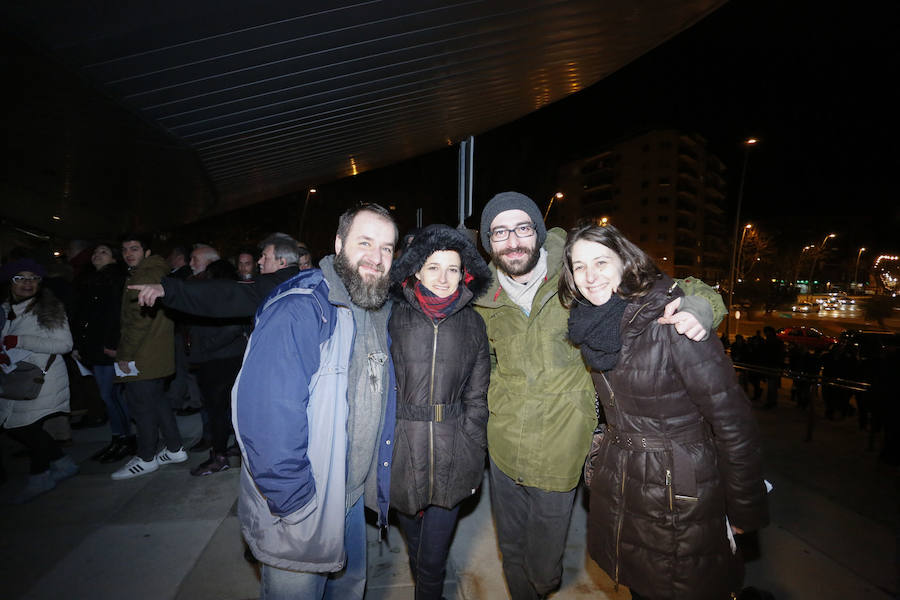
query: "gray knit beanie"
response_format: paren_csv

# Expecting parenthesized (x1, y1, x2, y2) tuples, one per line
(479, 191, 547, 253)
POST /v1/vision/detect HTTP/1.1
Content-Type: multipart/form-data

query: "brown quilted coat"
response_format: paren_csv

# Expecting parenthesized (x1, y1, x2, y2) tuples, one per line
(585, 276, 768, 600)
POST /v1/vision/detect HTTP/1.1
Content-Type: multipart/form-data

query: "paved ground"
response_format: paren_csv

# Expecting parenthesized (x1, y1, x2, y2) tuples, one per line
(2, 380, 897, 599)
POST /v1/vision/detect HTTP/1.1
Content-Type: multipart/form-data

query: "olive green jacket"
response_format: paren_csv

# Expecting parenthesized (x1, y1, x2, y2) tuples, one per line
(474, 228, 727, 492)
(116, 254, 175, 382)
(475, 228, 596, 492)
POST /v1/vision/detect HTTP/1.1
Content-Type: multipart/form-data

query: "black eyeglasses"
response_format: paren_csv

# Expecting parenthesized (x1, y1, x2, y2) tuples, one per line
(489, 223, 536, 242)
(11, 275, 42, 284)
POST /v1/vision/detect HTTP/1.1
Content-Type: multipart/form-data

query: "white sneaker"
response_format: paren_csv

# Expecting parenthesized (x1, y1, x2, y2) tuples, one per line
(111, 456, 159, 480)
(156, 447, 188, 466)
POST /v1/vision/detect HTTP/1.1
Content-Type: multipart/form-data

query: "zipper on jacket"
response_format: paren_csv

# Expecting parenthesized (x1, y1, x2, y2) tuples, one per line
(614, 455, 626, 589)
(428, 321, 439, 503)
(665, 468, 674, 511)
(599, 372, 615, 408)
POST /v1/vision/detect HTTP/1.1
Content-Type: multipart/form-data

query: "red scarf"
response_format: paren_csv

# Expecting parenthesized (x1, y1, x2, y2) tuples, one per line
(414, 281, 461, 321)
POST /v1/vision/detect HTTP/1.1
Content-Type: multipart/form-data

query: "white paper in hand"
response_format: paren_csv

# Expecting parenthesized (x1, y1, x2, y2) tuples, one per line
(114, 361, 140, 377)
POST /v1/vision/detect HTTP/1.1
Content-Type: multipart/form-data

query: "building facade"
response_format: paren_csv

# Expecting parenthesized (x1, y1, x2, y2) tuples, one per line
(555, 130, 729, 282)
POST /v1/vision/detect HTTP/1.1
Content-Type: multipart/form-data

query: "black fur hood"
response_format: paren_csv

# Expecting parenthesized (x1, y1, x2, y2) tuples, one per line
(390, 224, 491, 303)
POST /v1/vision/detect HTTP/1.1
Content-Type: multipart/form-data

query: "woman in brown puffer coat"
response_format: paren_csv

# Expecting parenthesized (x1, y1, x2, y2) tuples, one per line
(388, 224, 491, 600)
(559, 224, 768, 600)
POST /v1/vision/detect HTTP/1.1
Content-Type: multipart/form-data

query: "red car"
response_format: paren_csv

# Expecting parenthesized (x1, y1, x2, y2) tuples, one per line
(776, 327, 837, 349)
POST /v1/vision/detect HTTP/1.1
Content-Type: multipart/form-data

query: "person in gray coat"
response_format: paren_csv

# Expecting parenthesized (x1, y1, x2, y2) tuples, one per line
(388, 225, 491, 600)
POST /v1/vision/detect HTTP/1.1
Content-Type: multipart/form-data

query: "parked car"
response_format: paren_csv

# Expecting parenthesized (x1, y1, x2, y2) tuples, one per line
(776, 327, 837, 349)
(792, 302, 819, 313)
(838, 330, 900, 359)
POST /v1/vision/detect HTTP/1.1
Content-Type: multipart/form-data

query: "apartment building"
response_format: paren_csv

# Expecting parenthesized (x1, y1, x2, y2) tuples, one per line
(555, 130, 729, 282)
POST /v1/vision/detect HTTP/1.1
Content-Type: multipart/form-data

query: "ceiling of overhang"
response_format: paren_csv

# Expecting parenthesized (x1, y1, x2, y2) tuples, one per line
(2, 0, 724, 238)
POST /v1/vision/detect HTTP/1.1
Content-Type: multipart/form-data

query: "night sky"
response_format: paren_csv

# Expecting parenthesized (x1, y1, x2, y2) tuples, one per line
(481, 0, 900, 250)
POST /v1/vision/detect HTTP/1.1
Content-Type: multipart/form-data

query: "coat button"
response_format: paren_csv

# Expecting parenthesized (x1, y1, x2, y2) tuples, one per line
(385, 439, 391, 445)
(383, 461, 389, 467)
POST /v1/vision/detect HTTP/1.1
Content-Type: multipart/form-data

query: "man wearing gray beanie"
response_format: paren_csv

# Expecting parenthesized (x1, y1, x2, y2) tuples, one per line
(473, 191, 726, 599)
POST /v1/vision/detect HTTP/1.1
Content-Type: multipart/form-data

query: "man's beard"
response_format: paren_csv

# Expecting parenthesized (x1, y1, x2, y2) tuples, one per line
(334, 250, 390, 310)
(491, 244, 540, 278)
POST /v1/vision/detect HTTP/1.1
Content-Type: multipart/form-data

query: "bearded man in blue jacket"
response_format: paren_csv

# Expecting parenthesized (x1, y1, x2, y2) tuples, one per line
(233, 203, 398, 600)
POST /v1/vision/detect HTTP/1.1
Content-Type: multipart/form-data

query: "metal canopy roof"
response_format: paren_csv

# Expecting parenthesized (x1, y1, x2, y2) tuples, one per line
(2, 0, 723, 237)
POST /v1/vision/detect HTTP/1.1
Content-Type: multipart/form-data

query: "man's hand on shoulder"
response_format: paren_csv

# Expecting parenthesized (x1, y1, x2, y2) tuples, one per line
(128, 283, 165, 307)
(658, 298, 708, 342)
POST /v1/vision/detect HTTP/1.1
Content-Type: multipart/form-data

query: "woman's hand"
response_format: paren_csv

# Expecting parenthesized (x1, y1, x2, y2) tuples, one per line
(730, 525, 744, 535)
(103, 347, 117, 358)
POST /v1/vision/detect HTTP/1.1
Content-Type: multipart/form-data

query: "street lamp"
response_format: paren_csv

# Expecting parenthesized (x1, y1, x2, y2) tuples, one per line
(807, 233, 836, 300)
(726, 138, 758, 340)
(792, 245, 814, 286)
(543, 192, 565, 222)
(298, 188, 317, 241)
(853, 247, 866, 291)
(736, 224, 753, 280)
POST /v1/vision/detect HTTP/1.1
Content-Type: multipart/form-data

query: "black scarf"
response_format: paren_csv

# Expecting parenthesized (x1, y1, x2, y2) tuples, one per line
(567, 294, 628, 372)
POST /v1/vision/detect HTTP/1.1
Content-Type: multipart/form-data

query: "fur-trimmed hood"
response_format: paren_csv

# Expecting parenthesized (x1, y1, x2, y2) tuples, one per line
(390, 224, 491, 303)
(6, 288, 67, 331)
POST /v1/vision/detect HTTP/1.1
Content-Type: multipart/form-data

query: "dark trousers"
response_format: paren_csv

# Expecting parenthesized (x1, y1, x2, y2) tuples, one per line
(396, 504, 461, 600)
(125, 377, 183, 461)
(167, 333, 203, 410)
(194, 356, 241, 454)
(5, 418, 64, 474)
(488, 458, 576, 600)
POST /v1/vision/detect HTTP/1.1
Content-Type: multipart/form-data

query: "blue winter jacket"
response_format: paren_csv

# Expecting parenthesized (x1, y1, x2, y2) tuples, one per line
(232, 268, 396, 572)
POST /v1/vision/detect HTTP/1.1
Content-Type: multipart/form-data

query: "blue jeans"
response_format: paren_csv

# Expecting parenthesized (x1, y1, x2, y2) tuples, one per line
(396, 504, 461, 600)
(260, 495, 366, 600)
(92, 365, 129, 437)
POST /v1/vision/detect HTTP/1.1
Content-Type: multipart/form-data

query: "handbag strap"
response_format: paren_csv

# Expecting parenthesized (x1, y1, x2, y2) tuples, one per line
(42, 354, 56, 372)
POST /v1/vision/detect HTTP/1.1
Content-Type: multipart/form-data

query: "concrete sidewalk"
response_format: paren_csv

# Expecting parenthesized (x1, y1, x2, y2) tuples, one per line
(2, 383, 897, 599)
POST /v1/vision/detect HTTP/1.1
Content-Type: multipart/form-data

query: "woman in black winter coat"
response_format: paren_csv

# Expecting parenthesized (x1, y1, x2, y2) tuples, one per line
(71, 244, 133, 463)
(559, 224, 768, 600)
(388, 224, 491, 600)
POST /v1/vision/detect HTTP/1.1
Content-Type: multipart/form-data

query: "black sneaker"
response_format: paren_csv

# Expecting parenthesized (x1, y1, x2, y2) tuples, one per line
(91, 439, 118, 461)
(190, 452, 230, 476)
(100, 436, 136, 464)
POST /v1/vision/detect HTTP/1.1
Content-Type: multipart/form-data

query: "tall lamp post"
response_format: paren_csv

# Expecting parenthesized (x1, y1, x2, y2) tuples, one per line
(793, 245, 814, 288)
(736, 224, 753, 281)
(726, 137, 758, 340)
(543, 192, 565, 222)
(807, 233, 836, 300)
(853, 247, 866, 292)
(297, 187, 317, 241)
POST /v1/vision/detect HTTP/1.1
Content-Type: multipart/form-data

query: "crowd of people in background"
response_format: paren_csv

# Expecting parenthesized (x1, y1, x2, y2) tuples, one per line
(0, 191, 897, 600)
(0, 232, 315, 499)
(726, 326, 898, 444)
